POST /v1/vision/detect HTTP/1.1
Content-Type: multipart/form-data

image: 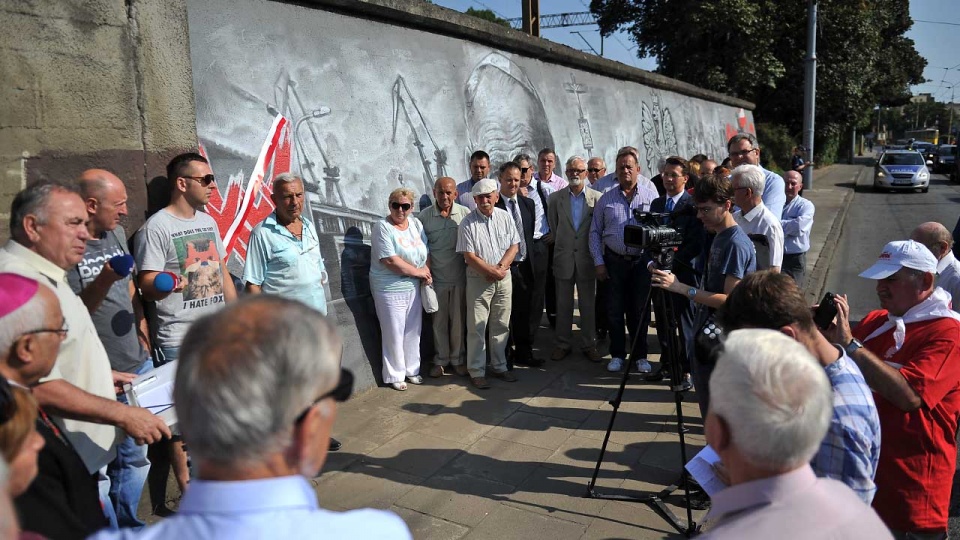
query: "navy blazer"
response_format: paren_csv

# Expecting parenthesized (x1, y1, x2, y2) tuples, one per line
(496, 194, 537, 274)
(650, 191, 705, 282)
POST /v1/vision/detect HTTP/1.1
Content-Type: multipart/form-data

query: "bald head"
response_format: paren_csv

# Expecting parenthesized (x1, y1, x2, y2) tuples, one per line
(911, 222, 953, 261)
(784, 170, 803, 201)
(78, 169, 128, 235)
(433, 176, 458, 212)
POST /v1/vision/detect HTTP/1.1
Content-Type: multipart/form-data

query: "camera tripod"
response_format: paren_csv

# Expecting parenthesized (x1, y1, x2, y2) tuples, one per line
(585, 257, 698, 537)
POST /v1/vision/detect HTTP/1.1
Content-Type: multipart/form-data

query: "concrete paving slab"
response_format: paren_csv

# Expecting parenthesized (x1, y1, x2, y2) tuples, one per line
(463, 503, 586, 540)
(395, 472, 516, 527)
(439, 436, 554, 487)
(333, 404, 426, 447)
(574, 407, 668, 446)
(366, 431, 468, 478)
(501, 464, 608, 526)
(543, 434, 643, 477)
(485, 410, 581, 451)
(520, 393, 606, 423)
(584, 498, 691, 540)
(390, 506, 471, 540)
(314, 461, 423, 510)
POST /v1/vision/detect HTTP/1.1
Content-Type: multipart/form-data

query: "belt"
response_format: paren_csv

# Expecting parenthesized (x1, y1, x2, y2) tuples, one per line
(604, 247, 642, 263)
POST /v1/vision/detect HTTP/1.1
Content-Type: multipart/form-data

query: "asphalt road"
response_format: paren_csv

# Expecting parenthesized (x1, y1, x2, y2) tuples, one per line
(821, 167, 960, 535)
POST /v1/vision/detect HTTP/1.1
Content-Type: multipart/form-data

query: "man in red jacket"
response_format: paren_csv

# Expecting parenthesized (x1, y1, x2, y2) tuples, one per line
(827, 240, 960, 538)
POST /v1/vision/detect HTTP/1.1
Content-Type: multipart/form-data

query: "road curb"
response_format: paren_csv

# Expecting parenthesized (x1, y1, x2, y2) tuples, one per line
(804, 167, 862, 303)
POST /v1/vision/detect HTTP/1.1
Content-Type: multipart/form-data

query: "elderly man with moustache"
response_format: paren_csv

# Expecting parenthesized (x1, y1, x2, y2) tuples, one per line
(418, 177, 470, 377)
(910, 221, 960, 311)
(726, 133, 786, 218)
(826, 241, 960, 538)
(700, 330, 890, 539)
(590, 149, 658, 374)
(71, 170, 155, 528)
(547, 156, 602, 363)
(0, 182, 171, 527)
(456, 150, 492, 210)
(495, 162, 542, 367)
(457, 179, 520, 389)
(731, 164, 784, 273)
(780, 170, 815, 288)
(91, 296, 412, 539)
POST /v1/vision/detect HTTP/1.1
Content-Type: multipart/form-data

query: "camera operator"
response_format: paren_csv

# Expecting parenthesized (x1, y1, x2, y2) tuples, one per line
(650, 174, 756, 417)
(642, 156, 705, 389)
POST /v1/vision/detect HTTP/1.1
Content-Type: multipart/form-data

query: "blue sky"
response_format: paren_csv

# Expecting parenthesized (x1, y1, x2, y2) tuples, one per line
(431, 0, 960, 104)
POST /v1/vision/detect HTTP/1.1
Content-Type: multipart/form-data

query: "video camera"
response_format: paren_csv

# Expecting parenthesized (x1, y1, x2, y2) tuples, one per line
(624, 211, 684, 270)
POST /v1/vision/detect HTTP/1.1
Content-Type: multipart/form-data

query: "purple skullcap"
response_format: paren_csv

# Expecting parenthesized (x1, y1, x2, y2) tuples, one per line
(0, 273, 41, 318)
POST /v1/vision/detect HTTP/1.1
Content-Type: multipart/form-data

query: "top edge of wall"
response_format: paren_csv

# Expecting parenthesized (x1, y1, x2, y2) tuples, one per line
(279, 0, 754, 111)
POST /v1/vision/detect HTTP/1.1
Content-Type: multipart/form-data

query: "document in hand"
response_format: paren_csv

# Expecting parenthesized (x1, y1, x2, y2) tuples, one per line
(684, 445, 728, 496)
(124, 360, 178, 428)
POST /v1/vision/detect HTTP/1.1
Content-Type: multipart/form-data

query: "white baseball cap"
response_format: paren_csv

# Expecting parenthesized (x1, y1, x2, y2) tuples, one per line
(858, 240, 938, 280)
(471, 178, 498, 196)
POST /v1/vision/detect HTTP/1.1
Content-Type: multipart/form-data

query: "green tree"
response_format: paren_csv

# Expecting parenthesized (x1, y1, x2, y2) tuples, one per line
(590, 0, 926, 159)
(464, 7, 512, 28)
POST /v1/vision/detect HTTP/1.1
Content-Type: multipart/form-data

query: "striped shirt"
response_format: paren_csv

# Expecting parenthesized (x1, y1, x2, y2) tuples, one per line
(588, 184, 656, 266)
(813, 347, 881, 504)
(456, 208, 520, 267)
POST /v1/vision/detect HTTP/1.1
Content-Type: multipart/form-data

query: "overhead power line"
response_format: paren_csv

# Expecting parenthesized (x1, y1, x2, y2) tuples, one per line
(507, 11, 596, 30)
(913, 19, 960, 27)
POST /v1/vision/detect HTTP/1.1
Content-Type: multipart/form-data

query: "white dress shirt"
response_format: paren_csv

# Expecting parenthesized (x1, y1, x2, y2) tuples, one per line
(937, 251, 960, 312)
(734, 202, 784, 270)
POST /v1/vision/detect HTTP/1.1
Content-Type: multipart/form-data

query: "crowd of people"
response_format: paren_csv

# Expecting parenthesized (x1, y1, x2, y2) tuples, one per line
(0, 130, 958, 538)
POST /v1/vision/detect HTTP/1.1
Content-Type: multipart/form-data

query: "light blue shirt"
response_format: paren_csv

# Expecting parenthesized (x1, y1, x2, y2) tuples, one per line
(369, 217, 429, 293)
(569, 187, 587, 227)
(525, 179, 554, 238)
(243, 213, 328, 315)
(89, 476, 412, 540)
(781, 195, 815, 255)
(761, 167, 786, 220)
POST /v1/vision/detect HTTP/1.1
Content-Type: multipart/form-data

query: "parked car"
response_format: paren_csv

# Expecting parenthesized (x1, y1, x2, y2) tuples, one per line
(935, 145, 956, 174)
(874, 150, 930, 193)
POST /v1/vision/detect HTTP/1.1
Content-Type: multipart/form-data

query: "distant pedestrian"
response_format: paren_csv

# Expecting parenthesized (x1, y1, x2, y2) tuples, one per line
(792, 145, 813, 173)
(780, 170, 815, 288)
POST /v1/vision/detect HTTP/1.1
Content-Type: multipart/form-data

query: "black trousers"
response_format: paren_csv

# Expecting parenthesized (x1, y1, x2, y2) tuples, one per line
(509, 261, 535, 360)
(603, 249, 651, 360)
(528, 239, 549, 341)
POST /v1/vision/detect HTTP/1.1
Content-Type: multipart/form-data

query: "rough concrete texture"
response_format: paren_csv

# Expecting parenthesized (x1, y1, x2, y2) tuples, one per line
(0, 0, 196, 239)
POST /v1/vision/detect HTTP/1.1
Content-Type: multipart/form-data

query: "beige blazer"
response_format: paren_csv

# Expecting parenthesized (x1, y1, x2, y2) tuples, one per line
(547, 186, 601, 281)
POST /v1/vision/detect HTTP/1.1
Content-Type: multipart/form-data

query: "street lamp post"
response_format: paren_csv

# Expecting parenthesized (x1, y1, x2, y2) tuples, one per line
(801, 0, 817, 189)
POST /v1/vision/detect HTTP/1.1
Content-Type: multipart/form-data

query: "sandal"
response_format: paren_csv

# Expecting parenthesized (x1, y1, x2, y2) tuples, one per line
(406, 375, 423, 385)
(391, 382, 408, 391)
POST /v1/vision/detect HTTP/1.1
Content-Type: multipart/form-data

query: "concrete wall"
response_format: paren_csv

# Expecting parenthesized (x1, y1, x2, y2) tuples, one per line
(186, 0, 756, 393)
(0, 0, 197, 239)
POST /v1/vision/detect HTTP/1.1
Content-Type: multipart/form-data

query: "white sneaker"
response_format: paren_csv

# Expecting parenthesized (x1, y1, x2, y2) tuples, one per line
(607, 357, 624, 372)
(635, 358, 653, 373)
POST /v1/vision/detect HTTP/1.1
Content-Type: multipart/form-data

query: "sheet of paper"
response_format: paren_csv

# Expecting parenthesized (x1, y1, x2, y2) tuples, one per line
(684, 445, 727, 497)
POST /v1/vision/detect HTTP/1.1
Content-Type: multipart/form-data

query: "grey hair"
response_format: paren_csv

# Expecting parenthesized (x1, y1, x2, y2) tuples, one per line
(727, 132, 760, 151)
(731, 164, 765, 197)
(9, 181, 80, 242)
(174, 296, 342, 466)
(271, 172, 303, 192)
(565, 155, 585, 168)
(512, 153, 534, 166)
(0, 284, 49, 355)
(710, 329, 832, 471)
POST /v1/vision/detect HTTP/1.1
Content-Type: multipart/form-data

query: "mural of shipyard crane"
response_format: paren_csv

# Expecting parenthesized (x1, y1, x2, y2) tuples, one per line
(391, 75, 448, 198)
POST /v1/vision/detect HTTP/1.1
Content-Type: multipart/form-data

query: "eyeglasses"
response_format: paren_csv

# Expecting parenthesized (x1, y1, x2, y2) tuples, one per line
(587, 168, 604, 174)
(294, 368, 354, 424)
(23, 319, 69, 339)
(183, 174, 217, 187)
(566, 169, 586, 175)
(390, 202, 412, 212)
(729, 148, 757, 159)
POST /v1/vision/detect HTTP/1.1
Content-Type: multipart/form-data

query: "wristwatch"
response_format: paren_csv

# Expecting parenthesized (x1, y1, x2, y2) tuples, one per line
(686, 287, 698, 299)
(844, 338, 864, 356)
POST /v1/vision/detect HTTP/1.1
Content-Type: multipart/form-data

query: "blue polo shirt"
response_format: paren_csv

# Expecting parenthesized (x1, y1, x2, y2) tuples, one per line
(243, 213, 328, 315)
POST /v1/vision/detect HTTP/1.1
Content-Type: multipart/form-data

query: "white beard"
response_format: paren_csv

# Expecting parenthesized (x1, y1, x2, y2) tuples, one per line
(568, 177, 583, 187)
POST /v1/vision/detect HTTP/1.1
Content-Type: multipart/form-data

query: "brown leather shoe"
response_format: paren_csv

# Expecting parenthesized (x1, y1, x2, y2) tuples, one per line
(471, 376, 490, 389)
(583, 348, 603, 363)
(550, 347, 571, 361)
(454, 364, 469, 376)
(489, 370, 518, 382)
(429, 365, 444, 378)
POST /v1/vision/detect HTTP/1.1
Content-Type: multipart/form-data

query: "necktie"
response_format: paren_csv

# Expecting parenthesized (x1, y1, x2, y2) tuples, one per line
(664, 197, 675, 224)
(510, 199, 527, 262)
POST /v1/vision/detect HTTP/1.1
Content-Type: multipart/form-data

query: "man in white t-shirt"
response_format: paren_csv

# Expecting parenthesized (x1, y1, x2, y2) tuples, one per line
(731, 164, 784, 272)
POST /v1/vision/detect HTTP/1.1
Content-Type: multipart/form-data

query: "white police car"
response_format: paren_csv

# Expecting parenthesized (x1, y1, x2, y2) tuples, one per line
(873, 150, 930, 193)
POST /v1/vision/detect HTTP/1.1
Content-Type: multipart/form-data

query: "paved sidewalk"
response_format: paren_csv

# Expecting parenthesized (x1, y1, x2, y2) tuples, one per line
(143, 164, 862, 539)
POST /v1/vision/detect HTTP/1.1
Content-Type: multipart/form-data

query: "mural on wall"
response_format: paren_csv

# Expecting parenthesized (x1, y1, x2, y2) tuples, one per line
(186, 0, 755, 305)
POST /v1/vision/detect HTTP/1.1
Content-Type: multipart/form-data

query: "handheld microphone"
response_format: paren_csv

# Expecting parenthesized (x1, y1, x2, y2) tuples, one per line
(108, 254, 135, 278)
(153, 272, 179, 293)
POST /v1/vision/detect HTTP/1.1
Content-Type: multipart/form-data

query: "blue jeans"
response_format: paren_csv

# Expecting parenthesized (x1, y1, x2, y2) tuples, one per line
(100, 358, 154, 529)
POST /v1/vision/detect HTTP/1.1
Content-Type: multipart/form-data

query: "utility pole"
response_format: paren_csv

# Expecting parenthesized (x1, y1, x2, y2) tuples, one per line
(801, 0, 817, 189)
(949, 86, 956, 144)
(521, 0, 540, 37)
(875, 105, 881, 148)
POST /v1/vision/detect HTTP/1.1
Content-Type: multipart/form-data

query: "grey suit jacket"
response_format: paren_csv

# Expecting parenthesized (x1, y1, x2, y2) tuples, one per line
(547, 186, 602, 281)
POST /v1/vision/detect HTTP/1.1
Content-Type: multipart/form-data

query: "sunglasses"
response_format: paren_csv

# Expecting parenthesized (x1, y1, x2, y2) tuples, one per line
(294, 368, 354, 424)
(183, 174, 217, 187)
(390, 202, 412, 211)
(587, 168, 604, 173)
(520, 167, 530, 174)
